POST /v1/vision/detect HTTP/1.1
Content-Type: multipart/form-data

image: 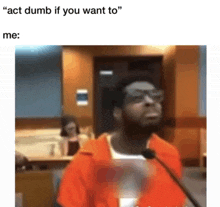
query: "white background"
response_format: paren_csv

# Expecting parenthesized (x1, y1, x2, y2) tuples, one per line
(0, 0, 219, 206)
(0, 0, 220, 45)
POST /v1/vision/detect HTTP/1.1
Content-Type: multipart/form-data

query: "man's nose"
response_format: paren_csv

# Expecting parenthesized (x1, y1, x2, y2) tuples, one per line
(143, 95, 155, 106)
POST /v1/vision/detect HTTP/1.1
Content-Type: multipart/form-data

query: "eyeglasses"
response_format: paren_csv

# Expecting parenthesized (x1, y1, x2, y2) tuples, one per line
(125, 89, 164, 103)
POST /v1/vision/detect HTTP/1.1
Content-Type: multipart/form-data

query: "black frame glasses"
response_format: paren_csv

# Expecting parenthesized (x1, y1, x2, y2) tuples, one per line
(125, 89, 164, 103)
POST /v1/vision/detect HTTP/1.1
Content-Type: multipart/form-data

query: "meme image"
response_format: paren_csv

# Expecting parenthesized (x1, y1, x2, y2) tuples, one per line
(15, 45, 206, 207)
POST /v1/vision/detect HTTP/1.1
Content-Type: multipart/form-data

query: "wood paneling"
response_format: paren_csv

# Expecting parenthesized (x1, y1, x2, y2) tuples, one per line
(164, 117, 206, 128)
(182, 158, 200, 167)
(16, 117, 93, 130)
(16, 171, 54, 207)
(16, 118, 60, 130)
(173, 128, 200, 159)
(176, 46, 199, 64)
(62, 48, 93, 118)
(162, 46, 176, 118)
(175, 64, 199, 117)
(62, 46, 174, 122)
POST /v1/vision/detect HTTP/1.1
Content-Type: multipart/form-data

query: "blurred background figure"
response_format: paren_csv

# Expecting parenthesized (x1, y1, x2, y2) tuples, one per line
(15, 151, 28, 166)
(60, 115, 80, 156)
(15, 151, 29, 171)
(52, 115, 81, 207)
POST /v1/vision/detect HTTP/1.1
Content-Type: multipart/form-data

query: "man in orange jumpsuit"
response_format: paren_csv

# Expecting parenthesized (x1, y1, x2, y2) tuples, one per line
(57, 75, 186, 207)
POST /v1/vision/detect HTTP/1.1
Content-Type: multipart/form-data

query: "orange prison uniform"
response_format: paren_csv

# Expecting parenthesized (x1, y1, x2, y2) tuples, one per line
(57, 133, 186, 207)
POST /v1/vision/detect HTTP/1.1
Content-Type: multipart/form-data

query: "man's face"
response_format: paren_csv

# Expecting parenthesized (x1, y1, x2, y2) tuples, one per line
(121, 81, 163, 128)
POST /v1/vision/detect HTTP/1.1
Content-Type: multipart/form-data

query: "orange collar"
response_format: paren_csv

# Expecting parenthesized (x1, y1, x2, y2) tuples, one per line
(79, 133, 167, 160)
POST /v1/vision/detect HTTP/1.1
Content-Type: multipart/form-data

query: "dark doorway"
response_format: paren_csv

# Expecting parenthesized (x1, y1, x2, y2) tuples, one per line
(94, 56, 163, 137)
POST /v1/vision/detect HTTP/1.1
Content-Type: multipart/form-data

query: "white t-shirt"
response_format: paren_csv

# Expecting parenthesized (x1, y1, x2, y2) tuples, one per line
(107, 135, 149, 207)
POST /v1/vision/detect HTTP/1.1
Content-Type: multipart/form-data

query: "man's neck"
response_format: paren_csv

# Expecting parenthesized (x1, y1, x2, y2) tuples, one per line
(110, 130, 152, 155)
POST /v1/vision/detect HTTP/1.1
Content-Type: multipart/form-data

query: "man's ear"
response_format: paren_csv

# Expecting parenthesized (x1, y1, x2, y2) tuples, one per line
(113, 107, 122, 122)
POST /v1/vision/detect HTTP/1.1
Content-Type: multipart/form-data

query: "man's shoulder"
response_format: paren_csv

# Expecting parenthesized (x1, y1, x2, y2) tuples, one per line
(150, 134, 180, 158)
(76, 133, 110, 159)
(66, 134, 110, 170)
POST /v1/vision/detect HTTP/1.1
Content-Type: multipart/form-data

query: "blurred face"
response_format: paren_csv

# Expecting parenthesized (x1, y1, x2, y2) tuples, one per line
(122, 81, 163, 128)
(64, 122, 77, 137)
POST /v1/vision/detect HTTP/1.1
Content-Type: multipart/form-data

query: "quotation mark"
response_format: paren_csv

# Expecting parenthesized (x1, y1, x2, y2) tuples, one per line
(118, 6, 122, 10)
(3, 6, 7, 10)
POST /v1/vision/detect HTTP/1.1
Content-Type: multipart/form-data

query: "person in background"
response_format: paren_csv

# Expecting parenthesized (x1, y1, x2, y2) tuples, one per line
(53, 116, 81, 207)
(15, 151, 30, 172)
(15, 151, 28, 167)
(60, 115, 80, 156)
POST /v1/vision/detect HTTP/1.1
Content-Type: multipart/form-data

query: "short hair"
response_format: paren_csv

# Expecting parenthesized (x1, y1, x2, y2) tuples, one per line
(111, 74, 160, 108)
(60, 115, 80, 137)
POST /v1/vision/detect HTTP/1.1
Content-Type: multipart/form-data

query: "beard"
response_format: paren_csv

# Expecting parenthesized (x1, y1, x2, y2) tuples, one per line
(121, 112, 162, 137)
